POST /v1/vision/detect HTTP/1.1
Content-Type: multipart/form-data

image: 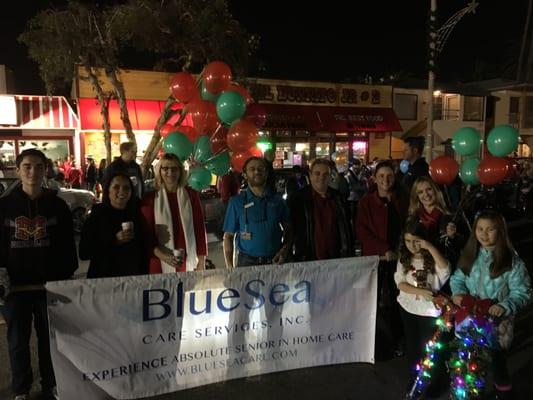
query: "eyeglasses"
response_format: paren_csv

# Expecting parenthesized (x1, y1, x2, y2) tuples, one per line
(161, 166, 179, 172)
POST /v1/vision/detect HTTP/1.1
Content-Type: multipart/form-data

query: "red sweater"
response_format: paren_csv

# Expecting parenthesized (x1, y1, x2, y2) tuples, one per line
(355, 190, 407, 257)
(140, 187, 207, 273)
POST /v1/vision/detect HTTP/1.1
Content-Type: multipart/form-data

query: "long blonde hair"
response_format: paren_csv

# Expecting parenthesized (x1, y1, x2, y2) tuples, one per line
(408, 176, 449, 216)
(154, 153, 187, 190)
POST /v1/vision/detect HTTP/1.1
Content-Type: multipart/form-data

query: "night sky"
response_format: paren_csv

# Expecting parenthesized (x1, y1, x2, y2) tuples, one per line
(1, 0, 530, 95)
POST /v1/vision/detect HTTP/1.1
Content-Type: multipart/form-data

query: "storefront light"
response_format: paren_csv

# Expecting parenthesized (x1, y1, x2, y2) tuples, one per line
(433, 90, 442, 97)
(256, 140, 272, 152)
(295, 143, 306, 151)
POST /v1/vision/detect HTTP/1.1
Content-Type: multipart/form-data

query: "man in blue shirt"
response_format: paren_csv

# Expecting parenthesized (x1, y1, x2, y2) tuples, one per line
(223, 157, 292, 267)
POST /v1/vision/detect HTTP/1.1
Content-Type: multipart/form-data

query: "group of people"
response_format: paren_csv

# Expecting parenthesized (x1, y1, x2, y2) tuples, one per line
(221, 137, 532, 399)
(0, 136, 532, 399)
(0, 146, 208, 399)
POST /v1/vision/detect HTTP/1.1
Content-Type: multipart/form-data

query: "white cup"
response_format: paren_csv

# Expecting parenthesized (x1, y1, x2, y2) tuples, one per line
(122, 221, 134, 231)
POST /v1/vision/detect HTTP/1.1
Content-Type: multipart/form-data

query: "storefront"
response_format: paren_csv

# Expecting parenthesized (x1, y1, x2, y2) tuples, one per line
(73, 68, 401, 168)
(0, 95, 78, 173)
(247, 78, 402, 168)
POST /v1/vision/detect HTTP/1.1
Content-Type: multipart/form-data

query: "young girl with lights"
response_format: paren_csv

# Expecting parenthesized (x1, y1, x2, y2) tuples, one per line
(394, 218, 451, 393)
(450, 210, 532, 399)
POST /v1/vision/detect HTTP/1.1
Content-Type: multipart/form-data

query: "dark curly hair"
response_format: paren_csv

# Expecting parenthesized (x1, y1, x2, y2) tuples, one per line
(399, 217, 435, 274)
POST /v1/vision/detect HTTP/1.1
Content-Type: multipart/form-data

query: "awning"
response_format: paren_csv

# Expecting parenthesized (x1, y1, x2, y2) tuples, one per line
(78, 98, 192, 131)
(260, 104, 401, 132)
(0, 95, 79, 130)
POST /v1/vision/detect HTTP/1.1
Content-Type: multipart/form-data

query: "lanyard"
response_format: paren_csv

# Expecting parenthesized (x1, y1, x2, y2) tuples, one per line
(244, 190, 268, 230)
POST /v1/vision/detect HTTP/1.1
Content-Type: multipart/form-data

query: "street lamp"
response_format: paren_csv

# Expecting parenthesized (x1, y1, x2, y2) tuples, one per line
(425, 0, 478, 161)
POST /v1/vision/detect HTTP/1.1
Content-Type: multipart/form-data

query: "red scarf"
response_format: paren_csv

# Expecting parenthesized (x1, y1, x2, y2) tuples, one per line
(418, 208, 442, 230)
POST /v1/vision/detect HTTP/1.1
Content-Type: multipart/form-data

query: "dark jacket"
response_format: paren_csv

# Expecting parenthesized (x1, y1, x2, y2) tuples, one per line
(0, 185, 78, 286)
(288, 186, 354, 261)
(356, 190, 408, 256)
(402, 157, 429, 193)
(79, 203, 146, 279)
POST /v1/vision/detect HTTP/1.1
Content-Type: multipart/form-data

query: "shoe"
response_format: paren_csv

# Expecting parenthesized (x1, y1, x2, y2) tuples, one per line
(13, 395, 29, 400)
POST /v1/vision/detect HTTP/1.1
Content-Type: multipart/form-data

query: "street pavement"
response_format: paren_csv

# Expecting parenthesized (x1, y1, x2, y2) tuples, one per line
(1, 237, 532, 400)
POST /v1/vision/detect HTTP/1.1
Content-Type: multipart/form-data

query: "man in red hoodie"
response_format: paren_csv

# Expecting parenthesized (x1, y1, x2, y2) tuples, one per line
(0, 149, 78, 400)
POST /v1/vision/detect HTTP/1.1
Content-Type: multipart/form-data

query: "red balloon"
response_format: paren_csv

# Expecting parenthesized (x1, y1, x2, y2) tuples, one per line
(429, 156, 459, 185)
(210, 128, 229, 154)
(186, 99, 219, 135)
(478, 156, 509, 185)
(170, 102, 182, 111)
(227, 83, 253, 105)
(227, 120, 259, 152)
(243, 103, 267, 129)
(230, 151, 249, 173)
(159, 123, 174, 139)
(169, 72, 198, 103)
(230, 148, 263, 172)
(203, 61, 232, 95)
(171, 125, 197, 143)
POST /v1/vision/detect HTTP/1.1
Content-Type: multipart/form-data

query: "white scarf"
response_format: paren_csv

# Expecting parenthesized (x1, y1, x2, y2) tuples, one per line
(154, 187, 197, 272)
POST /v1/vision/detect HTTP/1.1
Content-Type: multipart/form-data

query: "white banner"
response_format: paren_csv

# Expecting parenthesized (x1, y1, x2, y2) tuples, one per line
(46, 256, 378, 399)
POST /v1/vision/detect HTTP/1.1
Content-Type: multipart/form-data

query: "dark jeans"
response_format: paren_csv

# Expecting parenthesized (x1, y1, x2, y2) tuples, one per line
(0, 290, 56, 395)
(237, 252, 273, 267)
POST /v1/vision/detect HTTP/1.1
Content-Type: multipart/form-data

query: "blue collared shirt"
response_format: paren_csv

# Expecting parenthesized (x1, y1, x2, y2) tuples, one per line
(223, 187, 289, 258)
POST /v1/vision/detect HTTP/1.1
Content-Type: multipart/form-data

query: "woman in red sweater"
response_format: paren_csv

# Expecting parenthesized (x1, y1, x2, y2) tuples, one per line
(140, 154, 207, 273)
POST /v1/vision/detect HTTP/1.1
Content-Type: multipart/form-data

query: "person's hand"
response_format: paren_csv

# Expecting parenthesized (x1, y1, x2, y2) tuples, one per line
(116, 229, 134, 244)
(446, 222, 457, 238)
(413, 237, 429, 251)
(272, 248, 288, 264)
(418, 288, 434, 301)
(384, 250, 396, 262)
(452, 294, 464, 306)
(196, 257, 206, 271)
(489, 304, 506, 317)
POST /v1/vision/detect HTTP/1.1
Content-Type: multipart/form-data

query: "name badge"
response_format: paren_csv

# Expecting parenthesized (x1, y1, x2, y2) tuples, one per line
(244, 202, 254, 209)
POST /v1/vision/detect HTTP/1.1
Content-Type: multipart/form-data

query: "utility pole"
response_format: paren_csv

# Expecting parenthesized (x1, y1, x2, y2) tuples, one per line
(425, 1, 478, 161)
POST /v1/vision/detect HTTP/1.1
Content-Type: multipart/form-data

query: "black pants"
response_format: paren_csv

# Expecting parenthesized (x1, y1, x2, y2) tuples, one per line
(0, 290, 56, 395)
(375, 261, 404, 359)
(400, 307, 451, 394)
(237, 252, 273, 267)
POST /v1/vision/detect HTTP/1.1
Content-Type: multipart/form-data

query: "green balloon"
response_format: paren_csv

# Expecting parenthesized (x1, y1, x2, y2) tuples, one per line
(459, 158, 480, 185)
(205, 151, 230, 176)
(200, 81, 220, 103)
(452, 127, 482, 156)
(163, 132, 193, 161)
(216, 91, 246, 125)
(487, 125, 519, 157)
(188, 166, 212, 191)
(193, 135, 212, 163)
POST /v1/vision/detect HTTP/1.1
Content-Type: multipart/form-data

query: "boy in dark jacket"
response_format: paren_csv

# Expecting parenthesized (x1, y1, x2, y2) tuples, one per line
(0, 149, 78, 400)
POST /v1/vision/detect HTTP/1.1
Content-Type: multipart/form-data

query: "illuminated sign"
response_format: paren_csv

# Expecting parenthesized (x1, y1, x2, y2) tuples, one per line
(0, 96, 17, 125)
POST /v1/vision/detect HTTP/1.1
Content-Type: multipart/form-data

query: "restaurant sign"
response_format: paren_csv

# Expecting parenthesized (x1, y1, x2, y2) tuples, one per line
(247, 78, 392, 108)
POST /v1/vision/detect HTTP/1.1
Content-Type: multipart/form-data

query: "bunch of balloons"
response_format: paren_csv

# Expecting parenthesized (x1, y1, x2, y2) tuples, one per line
(429, 125, 519, 186)
(161, 61, 267, 191)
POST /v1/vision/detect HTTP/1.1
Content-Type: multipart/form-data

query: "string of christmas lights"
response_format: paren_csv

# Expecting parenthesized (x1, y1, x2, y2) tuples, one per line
(406, 294, 495, 400)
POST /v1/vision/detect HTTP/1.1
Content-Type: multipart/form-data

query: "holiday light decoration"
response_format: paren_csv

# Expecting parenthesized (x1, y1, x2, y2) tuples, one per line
(406, 294, 494, 400)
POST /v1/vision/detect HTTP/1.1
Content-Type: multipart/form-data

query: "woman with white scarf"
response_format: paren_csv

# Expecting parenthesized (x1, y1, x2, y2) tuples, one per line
(140, 154, 207, 272)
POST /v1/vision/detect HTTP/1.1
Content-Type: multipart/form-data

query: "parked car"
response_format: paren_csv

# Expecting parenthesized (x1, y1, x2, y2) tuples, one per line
(0, 178, 97, 233)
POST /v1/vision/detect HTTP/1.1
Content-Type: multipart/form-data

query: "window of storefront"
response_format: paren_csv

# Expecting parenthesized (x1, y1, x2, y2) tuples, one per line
(294, 142, 310, 166)
(0, 140, 16, 167)
(463, 96, 484, 121)
(316, 142, 330, 158)
(509, 97, 520, 126)
(274, 142, 292, 169)
(394, 93, 418, 120)
(18, 139, 70, 163)
(352, 140, 368, 161)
